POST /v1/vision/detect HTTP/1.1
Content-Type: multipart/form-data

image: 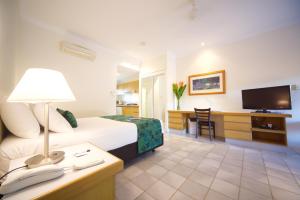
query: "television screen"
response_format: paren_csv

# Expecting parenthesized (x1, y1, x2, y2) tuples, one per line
(242, 85, 292, 110)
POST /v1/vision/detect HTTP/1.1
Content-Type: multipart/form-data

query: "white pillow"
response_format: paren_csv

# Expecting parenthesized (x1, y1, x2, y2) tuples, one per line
(32, 103, 73, 133)
(0, 103, 40, 138)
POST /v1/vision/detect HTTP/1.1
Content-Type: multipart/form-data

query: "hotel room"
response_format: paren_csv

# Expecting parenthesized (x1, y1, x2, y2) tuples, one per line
(0, 0, 300, 199)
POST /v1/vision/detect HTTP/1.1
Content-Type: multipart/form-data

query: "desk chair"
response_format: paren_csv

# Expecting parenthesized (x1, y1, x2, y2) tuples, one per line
(191, 108, 216, 141)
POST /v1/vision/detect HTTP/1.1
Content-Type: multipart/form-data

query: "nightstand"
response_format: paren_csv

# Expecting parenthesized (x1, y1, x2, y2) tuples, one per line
(3, 143, 123, 200)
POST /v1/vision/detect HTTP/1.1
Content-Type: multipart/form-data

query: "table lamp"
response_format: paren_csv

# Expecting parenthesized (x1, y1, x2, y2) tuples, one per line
(7, 68, 75, 168)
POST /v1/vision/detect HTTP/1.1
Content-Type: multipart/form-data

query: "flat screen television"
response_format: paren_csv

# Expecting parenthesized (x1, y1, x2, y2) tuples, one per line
(242, 85, 292, 112)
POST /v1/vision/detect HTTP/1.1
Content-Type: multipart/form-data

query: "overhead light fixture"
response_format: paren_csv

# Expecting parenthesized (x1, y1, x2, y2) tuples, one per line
(201, 42, 205, 47)
(120, 62, 140, 71)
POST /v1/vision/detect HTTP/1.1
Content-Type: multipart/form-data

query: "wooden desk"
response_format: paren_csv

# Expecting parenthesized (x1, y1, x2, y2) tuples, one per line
(4, 143, 123, 200)
(168, 110, 292, 145)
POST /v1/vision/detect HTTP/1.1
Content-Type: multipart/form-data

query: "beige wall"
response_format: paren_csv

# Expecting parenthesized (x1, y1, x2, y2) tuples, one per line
(13, 17, 126, 117)
(176, 23, 300, 145)
(0, 0, 15, 100)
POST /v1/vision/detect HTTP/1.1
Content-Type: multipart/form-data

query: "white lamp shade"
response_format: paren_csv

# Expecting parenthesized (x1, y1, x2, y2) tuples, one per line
(7, 68, 76, 103)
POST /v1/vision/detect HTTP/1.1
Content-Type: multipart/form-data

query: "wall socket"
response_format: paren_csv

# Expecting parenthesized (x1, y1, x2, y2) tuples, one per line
(291, 85, 300, 91)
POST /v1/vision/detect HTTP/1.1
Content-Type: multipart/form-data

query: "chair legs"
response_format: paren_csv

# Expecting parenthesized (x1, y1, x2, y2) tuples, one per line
(196, 123, 215, 141)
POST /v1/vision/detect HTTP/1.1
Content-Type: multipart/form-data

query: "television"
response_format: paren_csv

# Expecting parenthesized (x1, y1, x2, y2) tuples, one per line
(242, 85, 292, 112)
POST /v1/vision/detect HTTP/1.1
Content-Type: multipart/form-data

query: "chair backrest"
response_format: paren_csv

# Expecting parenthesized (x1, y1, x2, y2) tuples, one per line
(194, 108, 211, 122)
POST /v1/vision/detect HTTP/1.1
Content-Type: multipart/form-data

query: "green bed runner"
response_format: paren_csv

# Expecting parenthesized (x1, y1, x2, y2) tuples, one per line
(101, 115, 162, 154)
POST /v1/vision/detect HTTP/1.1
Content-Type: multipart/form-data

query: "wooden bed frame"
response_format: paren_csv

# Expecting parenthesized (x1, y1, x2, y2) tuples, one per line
(108, 134, 164, 163)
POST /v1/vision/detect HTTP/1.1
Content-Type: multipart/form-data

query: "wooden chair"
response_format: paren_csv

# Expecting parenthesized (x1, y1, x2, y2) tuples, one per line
(192, 108, 216, 141)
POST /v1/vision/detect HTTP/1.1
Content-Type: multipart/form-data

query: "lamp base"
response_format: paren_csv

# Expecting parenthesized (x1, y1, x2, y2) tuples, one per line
(25, 151, 65, 169)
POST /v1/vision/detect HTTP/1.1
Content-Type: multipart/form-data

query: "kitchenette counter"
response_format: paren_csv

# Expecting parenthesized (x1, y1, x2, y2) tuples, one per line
(116, 104, 139, 107)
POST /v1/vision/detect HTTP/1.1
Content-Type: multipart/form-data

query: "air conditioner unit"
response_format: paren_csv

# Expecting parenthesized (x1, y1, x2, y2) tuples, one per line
(60, 41, 96, 61)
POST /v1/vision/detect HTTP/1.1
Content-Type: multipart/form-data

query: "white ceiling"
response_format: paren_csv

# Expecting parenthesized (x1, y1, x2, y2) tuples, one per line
(19, 0, 300, 60)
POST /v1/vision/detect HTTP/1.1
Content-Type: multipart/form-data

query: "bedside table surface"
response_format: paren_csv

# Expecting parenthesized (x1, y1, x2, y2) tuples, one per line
(3, 143, 123, 200)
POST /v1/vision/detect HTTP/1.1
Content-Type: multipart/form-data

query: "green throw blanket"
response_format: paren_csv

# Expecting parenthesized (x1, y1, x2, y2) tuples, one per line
(102, 115, 163, 154)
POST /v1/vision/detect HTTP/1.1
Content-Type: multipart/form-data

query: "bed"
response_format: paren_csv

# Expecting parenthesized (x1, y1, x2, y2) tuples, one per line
(0, 116, 163, 175)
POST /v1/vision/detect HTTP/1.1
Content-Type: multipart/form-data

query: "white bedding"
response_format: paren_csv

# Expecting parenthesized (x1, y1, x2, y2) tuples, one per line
(0, 117, 137, 174)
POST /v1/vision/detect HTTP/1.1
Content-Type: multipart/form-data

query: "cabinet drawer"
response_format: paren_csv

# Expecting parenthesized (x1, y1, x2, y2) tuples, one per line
(168, 112, 184, 118)
(224, 116, 251, 123)
(168, 117, 185, 124)
(224, 122, 251, 132)
(169, 123, 184, 130)
(224, 130, 252, 140)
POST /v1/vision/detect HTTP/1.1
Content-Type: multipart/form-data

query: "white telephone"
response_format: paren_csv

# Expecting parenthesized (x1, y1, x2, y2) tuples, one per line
(0, 165, 64, 195)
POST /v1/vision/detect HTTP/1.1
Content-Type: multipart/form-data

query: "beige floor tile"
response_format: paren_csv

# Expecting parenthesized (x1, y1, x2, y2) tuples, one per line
(187, 152, 204, 162)
(239, 188, 272, 200)
(264, 161, 290, 173)
(242, 168, 269, 184)
(201, 158, 221, 168)
(216, 169, 241, 186)
(168, 154, 184, 162)
(188, 170, 214, 187)
(161, 171, 186, 189)
(180, 158, 199, 169)
(205, 190, 233, 200)
(122, 165, 144, 180)
(197, 162, 219, 176)
(240, 177, 272, 197)
(206, 152, 224, 161)
(146, 164, 168, 178)
(131, 172, 158, 190)
(271, 186, 300, 200)
(116, 172, 130, 186)
(171, 163, 194, 177)
(146, 181, 176, 200)
(135, 160, 155, 171)
(170, 191, 193, 200)
(211, 178, 239, 200)
(220, 163, 242, 175)
(116, 181, 143, 200)
(223, 158, 243, 167)
(179, 179, 209, 200)
(158, 158, 177, 170)
(136, 192, 155, 200)
(266, 167, 297, 183)
(243, 162, 266, 174)
(268, 175, 300, 194)
(175, 150, 190, 157)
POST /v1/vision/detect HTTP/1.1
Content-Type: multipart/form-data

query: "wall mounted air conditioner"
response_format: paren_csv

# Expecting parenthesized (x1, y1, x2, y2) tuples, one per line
(60, 41, 96, 61)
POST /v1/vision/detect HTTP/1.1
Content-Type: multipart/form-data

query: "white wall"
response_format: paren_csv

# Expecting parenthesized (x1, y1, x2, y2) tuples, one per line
(176, 23, 300, 145)
(0, 0, 15, 99)
(13, 17, 128, 117)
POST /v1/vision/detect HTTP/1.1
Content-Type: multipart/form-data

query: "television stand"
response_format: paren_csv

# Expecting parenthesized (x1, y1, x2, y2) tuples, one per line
(253, 110, 271, 113)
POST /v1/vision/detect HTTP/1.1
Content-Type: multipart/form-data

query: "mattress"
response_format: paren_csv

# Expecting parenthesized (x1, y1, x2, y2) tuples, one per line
(0, 117, 137, 174)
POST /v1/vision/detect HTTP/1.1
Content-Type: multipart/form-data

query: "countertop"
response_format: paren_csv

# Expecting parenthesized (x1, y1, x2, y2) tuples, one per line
(116, 104, 139, 107)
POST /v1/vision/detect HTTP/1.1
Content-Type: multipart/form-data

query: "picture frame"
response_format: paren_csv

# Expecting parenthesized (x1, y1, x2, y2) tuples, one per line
(188, 70, 226, 95)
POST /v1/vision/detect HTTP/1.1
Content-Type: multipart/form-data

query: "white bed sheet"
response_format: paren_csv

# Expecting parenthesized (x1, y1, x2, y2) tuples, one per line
(0, 117, 137, 174)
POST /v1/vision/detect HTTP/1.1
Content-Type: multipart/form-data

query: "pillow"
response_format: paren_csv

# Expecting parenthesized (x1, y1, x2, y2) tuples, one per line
(32, 103, 73, 133)
(56, 108, 78, 128)
(0, 102, 40, 138)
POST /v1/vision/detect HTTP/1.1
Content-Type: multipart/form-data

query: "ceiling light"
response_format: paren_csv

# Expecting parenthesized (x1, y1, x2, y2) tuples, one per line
(120, 62, 140, 71)
(201, 42, 205, 47)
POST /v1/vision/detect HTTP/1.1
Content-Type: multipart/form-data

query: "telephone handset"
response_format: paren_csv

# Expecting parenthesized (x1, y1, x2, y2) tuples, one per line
(0, 165, 64, 195)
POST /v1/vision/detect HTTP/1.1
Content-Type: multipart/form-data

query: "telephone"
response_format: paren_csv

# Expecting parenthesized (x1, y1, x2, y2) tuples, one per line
(0, 165, 64, 195)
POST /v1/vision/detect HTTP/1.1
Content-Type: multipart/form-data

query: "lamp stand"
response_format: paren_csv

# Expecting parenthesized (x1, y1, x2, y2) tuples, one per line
(25, 103, 65, 168)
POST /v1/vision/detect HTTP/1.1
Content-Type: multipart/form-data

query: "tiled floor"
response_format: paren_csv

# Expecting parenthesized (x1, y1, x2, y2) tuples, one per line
(115, 134, 300, 200)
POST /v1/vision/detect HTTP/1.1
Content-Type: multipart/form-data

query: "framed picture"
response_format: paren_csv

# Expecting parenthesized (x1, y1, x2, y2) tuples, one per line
(188, 70, 226, 95)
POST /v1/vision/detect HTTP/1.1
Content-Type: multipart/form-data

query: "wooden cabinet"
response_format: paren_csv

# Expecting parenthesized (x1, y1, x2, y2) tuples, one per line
(224, 115, 252, 141)
(117, 81, 139, 93)
(168, 112, 185, 130)
(122, 106, 139, 117)
(167, 110, 291, 145)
